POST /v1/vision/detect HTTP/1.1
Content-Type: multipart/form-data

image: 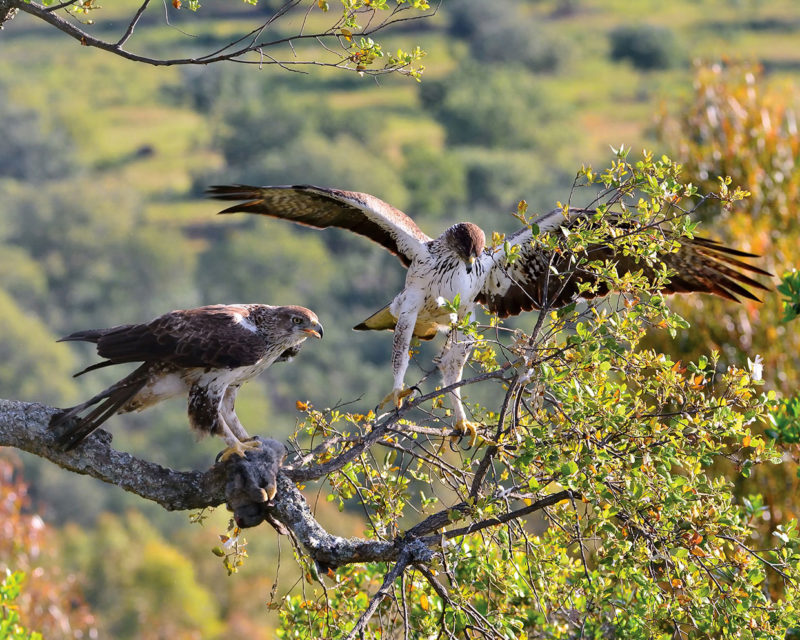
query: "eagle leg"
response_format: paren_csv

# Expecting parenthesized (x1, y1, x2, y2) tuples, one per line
(190, 383, 260, 461)
(437, 328, 479, 447)
(221, 385, 251, 441)
(380, 299, 419, 411)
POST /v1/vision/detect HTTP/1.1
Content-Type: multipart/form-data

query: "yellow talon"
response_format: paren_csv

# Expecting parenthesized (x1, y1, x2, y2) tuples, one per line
(258, 482, 277, 502)
(379, 387, 414, 410)
(218, 439, 262, 462)
(453, 419, 479, 448)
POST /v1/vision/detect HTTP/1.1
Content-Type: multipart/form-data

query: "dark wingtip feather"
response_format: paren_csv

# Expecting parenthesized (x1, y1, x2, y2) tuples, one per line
(57, 328, 107, 344)
(684, 237, 773, 303)
(54, 401, 121, 451)
(58, 334, 90, 344)
(48, 409, 70, 431)
(49, 410, 90, 451)
(711, 269, 766, 302)
(693, 237, 763, 259)
(50, 416, 83, 451)
(206, 185, 266, 216)
(694, 238, 774, 278)
(206, 184, 256, 198)
(216, 204, 249, 216)
(72, 360, 116, 378)
(217, 203, 264, 216)
(207, 184, 265, 197)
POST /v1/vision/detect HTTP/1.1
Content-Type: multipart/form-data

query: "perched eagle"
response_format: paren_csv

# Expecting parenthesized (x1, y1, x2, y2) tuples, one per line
(207, 185, 769, 441)
(50, 304, 323, 459)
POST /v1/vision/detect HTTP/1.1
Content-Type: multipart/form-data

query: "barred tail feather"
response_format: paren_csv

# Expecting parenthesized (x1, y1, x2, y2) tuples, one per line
(354, 303, 440, 341)
(50, 369, 149, 451)
(354, 304, 397, 333)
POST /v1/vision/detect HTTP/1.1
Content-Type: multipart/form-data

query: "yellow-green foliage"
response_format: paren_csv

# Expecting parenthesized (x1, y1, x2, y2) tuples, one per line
(657, 63, 800, 393)
(0, 571, 42, 640)
(61, 511, 225, 639)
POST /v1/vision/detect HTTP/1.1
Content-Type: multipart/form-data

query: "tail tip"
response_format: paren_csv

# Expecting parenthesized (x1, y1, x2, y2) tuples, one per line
(48, 409, 69, 429)
(48, 413, 81, 451)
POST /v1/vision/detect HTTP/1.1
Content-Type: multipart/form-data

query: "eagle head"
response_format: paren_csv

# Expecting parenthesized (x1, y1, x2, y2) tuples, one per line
(276, 306, 324, 340)
(443, 223, 485, 273)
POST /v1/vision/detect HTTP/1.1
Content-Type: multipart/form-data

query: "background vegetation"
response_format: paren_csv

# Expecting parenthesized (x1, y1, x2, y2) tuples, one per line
(2, 0, 800, 636)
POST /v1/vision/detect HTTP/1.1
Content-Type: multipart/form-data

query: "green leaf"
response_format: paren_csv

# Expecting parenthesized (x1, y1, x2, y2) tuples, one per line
(560, 461, 579, 477)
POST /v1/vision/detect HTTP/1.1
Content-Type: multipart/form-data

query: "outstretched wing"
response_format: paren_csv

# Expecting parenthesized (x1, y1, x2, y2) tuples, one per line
(478, 207, 771, 317)
(61, 305, 270, 371)
(207, 184, 431, 267)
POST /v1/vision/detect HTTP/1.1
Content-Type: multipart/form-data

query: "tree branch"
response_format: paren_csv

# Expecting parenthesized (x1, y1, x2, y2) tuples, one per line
(0, 398, 400, 569)
(343, 540, 431, 640)
(0, 397, 572, 574)
(44, 0, 79, 12)
(0, 399, 226, 510)
(117, 0, 151, 47)
(4, 0, 429, 75)
(0, 0, 18, 28)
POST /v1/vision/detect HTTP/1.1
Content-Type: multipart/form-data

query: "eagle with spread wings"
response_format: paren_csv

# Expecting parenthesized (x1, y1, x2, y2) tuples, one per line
(50, 304, 323, 460)
(208, 185, 769, 442)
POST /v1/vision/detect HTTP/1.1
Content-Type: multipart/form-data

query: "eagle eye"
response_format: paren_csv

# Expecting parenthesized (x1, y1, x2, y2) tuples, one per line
(291, 316, 303, 325)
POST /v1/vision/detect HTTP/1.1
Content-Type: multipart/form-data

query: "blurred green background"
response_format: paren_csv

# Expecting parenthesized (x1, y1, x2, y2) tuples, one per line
(2, 0, 800, 636)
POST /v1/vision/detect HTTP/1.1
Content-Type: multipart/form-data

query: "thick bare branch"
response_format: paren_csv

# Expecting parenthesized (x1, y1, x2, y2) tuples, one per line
(272, 473, 398, 569)
(0, 398, 403, 569)
(0, 398, 226, 510)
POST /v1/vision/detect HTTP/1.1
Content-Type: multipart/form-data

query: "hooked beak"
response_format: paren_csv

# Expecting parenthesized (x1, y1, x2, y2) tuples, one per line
(303, 323, 324, 339)
(466, 255, 475, 274)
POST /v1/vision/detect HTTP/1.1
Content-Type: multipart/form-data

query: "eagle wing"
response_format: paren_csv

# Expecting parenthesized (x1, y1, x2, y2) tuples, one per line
(207, 184, 431, 267)
(61, 305, 270, 372)
(478, 207, 771, 317)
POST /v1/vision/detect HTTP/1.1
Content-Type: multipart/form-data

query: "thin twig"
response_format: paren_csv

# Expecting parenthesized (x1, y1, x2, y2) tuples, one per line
(117, 0, 151, 47)
(344, 545, 417, 640)
(717, 534, 795, 583)
(438, 490, 577, 541)
(44, 0, 79, 12)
